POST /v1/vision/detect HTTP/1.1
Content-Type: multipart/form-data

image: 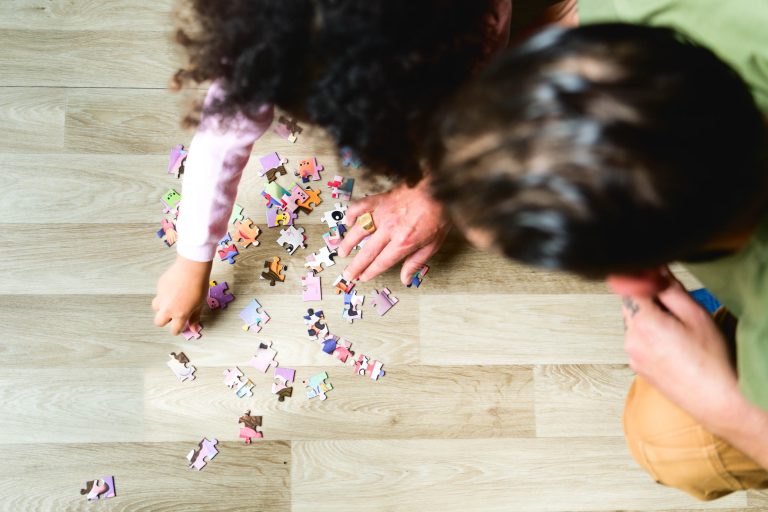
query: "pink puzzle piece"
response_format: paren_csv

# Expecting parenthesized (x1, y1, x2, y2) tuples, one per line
(187, 438, 218, 471)
(259, 152, 288, 177)
(181, 322, 202, 340)
(281, 184, 309, 212)
(80, 476, 116, 501)
(218, 244, 239, 264)
(249, 341, 278, 373)
(354, 354, 386, 381)
(295, 157, 324, 183)
(272, 367, 296, 402)
(168, 144, 187, 178)
(370, 287, 398, 316)
(301, 272, 322, 301)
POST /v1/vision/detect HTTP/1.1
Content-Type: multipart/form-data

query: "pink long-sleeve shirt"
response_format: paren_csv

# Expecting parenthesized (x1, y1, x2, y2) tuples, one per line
(175, 1, 512, 262)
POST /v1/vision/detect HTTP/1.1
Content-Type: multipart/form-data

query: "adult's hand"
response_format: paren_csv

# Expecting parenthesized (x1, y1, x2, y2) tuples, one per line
(337, 178, 450, 284)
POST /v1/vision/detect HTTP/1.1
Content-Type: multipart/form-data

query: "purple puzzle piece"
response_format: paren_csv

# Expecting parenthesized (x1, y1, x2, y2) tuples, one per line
(207, 280, 234, 309)
(265, 205, 296, 228)
(181, 322, 203, 340)
(259, 152, 287, 177)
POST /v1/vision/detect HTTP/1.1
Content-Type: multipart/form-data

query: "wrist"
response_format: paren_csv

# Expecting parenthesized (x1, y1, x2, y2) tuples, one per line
(176, 254, 212, 278)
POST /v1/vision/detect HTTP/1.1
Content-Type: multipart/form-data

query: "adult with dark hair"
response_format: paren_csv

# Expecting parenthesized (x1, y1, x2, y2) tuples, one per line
(430, 15, 768, 503)
(153, 0, 577, 334)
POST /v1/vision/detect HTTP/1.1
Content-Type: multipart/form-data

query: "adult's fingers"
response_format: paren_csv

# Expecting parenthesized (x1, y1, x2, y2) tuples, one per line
(359, 243, 410, 282)
(342, 232, 390, 281)
(399, 243, 438, 285)
(344, 195, 382, 226)
(169, 316, 187, 336)
(656, 277, 707, 322)
(337, 221, 371, 258)
(154, 310, 172, 327)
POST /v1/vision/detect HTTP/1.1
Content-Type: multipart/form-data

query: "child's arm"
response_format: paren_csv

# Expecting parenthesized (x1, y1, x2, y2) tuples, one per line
(153, 82, 274, 335)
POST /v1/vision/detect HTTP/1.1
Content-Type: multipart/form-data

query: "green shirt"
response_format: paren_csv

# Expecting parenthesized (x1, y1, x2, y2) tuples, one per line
(580, 0, 768, 410)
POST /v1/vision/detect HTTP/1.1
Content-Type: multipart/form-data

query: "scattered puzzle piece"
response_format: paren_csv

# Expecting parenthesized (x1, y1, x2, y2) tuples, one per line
(304, 371, 332, 400)
(223, 367, 254, 398)
(301, 272, 322, 301)
(322, 225, 346, 251)
(304, 247, 337, 274)
(229, 203, 245, 225)
(249, 341, 278, 373)
(263, 182, 289, 209)
(218, 244, 239, 264)
(238, 410, 263, 444)
(407, 265, 429, 288)
(161, 189, 181, 215)
(261, 256, 287, 286)
(321, 203, 347, 229)
(266, 205, 297, 228)
(168, 144, 187, 178)
(156, 217, 178, 247)
(296, 186, 322, 214)
(207, 280, 234, 309)
(321, 335, 355, 363)
(277, 226, 306, 255)
(240, 299, 270, 332)
(181, 322, 202, 340)
(272, 367, 296, 402)
(167, 352, 196, 382)
(187, 438, 219, 471)
(340, 146, 362, 168)
(80, 476, 116, 501)
(326, 175, 355, 201)
(219, 232, 233, 247)
(342, 290, 364, 323)
(234, 218, 261, 248)
(281, 183, 309, 212)
(296, 157, 324, 183)
(273, 115, 303, 142)
(259, 152, 288, 178)
(303, 308, 328, 340)
(354, 354, 386, 381)
(332, 275, 356, 295)
(370, 287, 398, 316)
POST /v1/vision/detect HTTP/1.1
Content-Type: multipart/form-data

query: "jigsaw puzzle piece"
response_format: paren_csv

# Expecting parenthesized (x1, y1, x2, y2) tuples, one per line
(156, 217, 178, 247)
(354, 354, 386, 381)
(187, 438, 219, 471)
(272, 367, 296, 402)
(322, 224, 346, 251)
(167, 352, 196, 382)
(339, 146, 362, 168)
(181, 322, 202, 340)
(407, 265, 429, 288)
(234, 218, 261, 248)
(273, 115, 303, 142)
(207, 280, 234, 309)
(281, 183, 309, 212)
(80, 475, 116, 501)
(223, 367, 254, 398)
(304, 371, 333, 400)
(263, 182, 289, 209)
(249, 341, 278, 373)
(303, 308, 328, 340)
(321, 335, 355, 363)
(261, 256, 287, 286)
(295, 157, 324, 183)
(370, 287, 398, 316)
(259, 152, 288, 178)
(266, 205, 297, 228)
(320, 203, 347, 229)
(240, 299, 270, 332)
(218, 244, 239, 264)
(300, 272, 322, 301)
(296, 186, 322, 214)
(238, 410, 263, 444)
(168, 144, 187, 178)
(229, 203, 245, 225)
(161, 189, 181, 214)
(277, 226, 307, 255)
(304, 247, 337, 275)
(342, 290, 364, 323)
(332, 275, 356, 295)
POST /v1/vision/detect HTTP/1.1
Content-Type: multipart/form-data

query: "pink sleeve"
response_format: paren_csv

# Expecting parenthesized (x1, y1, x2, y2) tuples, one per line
(176, 82, 274, 262)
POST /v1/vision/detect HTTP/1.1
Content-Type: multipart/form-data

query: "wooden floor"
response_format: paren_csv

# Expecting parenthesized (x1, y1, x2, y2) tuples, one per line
(1, 2, 766, 511)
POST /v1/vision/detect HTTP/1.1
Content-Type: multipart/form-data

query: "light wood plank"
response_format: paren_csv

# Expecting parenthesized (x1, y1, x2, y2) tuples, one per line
(0, 30, 178, 88)
(291, 438, 748, 512)
(143, 365, 534, 441)
(534, 364, 635, 437)
(748, 490, 768, 507)
(0, 369, 144, 444)
(0, 441, 290, 512)
(420, 294, 627, 365)
(0, 88, 65, 153)
(0, 0, 175, 31)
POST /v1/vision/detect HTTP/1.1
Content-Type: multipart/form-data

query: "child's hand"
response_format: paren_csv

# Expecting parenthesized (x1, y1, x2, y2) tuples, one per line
(152, 255, 212, 335)
(338, 178, 450, 284)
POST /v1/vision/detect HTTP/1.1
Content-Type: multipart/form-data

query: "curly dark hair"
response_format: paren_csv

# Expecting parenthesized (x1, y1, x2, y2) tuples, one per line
(173, 0, 496, 183)
(430, 24, 768, 277)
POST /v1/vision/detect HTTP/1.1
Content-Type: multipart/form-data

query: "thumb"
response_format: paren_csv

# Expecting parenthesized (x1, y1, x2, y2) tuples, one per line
(400, 243, 438, 285)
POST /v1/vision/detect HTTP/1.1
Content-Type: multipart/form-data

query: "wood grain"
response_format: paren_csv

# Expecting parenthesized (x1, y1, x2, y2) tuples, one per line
(0, 0, 175, 31)
(0, 441, 290, 512)
(0, 30, 178, 88)
(534, 364, 635, 437)
(0, 88, 66, 153)
(292, 438, 748, 512)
